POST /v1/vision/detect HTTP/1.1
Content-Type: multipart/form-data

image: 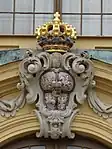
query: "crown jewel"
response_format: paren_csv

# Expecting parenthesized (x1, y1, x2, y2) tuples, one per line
(35, 12, 77, 52)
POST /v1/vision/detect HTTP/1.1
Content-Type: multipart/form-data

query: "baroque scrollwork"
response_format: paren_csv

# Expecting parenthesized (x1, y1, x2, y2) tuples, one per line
(0, 49, 112, 139)
(0, 12, 112, 139)
(87, 80, 112, 118)
(0, 91, 25, 117)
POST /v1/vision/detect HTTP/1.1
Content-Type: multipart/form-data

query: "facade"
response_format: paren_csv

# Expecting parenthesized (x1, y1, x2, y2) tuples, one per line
(0, 1, 112, 149)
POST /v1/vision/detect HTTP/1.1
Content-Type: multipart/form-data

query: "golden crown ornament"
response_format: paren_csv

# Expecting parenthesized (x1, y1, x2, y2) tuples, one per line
(35, 12, 77, 52)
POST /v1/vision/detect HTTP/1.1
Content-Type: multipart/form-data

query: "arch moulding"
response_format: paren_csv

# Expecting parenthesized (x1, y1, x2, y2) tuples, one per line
(0, 113, 112, 148)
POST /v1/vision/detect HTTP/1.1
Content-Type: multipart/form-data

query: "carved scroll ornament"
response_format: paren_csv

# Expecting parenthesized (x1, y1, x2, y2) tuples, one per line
(0, 12, 112, 139)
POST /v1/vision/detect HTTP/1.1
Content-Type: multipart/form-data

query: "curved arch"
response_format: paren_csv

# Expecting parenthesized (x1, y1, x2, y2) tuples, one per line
(1, 59, 112, 98)
(0, 113, 112, 148)
(2, 134, 109, 149)
(72, 114, 112, 148)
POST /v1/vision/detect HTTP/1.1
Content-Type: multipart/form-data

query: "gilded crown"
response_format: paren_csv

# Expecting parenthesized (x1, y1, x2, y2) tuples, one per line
(35, 12, 77, 52)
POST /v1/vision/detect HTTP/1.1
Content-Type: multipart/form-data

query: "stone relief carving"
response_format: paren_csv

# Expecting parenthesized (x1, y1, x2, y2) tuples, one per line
(0, 12, 112, 139)
(1, 49, 112, 139)
(0, 91, 25, 117)
(87, 81, 112, 118)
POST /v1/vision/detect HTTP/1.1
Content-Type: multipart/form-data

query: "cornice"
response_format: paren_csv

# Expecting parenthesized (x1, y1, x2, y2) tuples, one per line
(0, 113, 39, 146)
(0, 113, 112, 148)
(0, 61, 20, 98)
(93, 60, 112, 81)
(0, 61, 20, 82)
(72, 114, 112, 148)
(0, 60, 112, 98)
(95, 76, 112, 95)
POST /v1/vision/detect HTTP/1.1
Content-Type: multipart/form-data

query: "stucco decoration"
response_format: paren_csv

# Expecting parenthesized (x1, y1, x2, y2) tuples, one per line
(0, 91, 25, 117)
(0, 12, 112, 139)
(87, 81, 112, 118)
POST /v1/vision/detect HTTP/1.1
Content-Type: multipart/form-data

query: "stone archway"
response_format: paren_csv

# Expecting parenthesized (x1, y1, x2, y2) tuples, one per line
(2, 134, 109, 149)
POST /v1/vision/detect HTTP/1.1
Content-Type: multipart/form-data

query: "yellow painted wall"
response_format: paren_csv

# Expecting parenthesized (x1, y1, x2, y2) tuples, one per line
(0, 35, 112, 50)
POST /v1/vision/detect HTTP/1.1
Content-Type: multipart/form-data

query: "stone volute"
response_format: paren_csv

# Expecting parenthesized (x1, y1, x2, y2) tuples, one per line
(0, 12, 112, 139)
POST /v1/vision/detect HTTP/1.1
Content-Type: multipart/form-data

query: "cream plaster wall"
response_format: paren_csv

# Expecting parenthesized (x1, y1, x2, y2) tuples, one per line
(0, 36, 112, 50)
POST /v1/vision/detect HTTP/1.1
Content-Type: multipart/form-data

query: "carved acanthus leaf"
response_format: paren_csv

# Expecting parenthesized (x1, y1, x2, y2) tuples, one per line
(0, 91, 25, 117)
(0, 49, 112, 139)
(87, 81, 112, 118)
(63, 52, 94, 104)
